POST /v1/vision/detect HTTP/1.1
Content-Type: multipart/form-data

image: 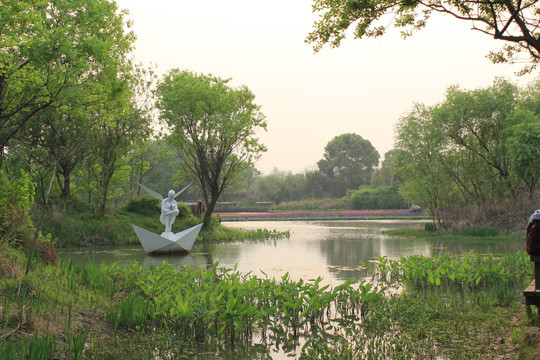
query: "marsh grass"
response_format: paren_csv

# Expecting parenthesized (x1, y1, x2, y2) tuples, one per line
(0, 331, 54, 360)
(0, 255, 124, 359)
(372, 251, 531, 304)
(68, 327, 88, 360)
(451, 226, 500, 236)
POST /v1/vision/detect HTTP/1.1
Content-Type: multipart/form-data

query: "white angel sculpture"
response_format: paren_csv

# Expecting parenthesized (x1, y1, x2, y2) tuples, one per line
(132, 182, 202, 254)
(138, 183, 191, 234)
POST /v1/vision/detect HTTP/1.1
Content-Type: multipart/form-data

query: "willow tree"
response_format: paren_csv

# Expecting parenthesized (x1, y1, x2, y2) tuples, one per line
(506, 110, 540, 194)
(156, 70, 267, 229)
(394, 103, 457, 228)
(508, 80, 540, 194)
(432, 78, 519, 201)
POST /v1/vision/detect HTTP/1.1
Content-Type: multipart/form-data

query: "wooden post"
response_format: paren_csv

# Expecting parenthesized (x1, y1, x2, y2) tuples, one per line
(535, 258, 540, 291)
(524, 256, 540, 326)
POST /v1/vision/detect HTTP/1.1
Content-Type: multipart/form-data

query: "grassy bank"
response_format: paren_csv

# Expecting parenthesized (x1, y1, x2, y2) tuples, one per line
(40, 197, 288, 248)
(1, 245, 537, 359)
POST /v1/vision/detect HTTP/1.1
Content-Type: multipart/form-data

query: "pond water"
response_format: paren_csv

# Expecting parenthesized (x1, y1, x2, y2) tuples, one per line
(58, 219, 522, 285)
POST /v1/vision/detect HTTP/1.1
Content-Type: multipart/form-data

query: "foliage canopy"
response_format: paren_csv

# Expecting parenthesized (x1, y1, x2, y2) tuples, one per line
(318, 133, 379, 196)
(307, 0, 540, 73)
(0, 0, 135, 158)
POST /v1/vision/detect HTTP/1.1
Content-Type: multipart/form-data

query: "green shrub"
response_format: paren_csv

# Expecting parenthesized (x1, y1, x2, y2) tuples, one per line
(201, 214, 220, 232)
(177, 202, 192, 220)
(0, 170, 36, 247)
(351, 186, 408, 210)
(125, 196, 192, 220)
(125, 196, 160, 217)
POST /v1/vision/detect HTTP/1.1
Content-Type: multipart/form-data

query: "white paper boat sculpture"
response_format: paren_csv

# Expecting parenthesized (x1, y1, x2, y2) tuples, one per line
(132, 182, 201, 254)
(132, 223, 203, 255)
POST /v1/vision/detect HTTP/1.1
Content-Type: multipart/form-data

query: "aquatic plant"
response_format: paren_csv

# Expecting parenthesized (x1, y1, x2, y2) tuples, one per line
(374, 251, 532, 305)
(108, 261, 386, 351)
(451, 226, 500, 237)
(201, 227, 289, 242)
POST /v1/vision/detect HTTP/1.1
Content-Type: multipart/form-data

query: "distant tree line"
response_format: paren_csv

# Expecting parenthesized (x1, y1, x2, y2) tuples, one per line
(216, 137, 407, 211)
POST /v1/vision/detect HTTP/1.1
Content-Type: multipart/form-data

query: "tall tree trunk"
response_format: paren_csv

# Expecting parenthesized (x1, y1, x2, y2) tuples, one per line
(62, 167, 71, 198)
(202, 183, 222, 230)
(203, 199, 217, 229)
(99, 179, 110, 216)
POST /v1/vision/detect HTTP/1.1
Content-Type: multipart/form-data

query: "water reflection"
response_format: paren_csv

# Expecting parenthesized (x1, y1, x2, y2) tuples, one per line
(59, 247, 147, 265)
(218, 220, 430, 283)
(142, 253, 195, 268)
(58, 219, 520, 285)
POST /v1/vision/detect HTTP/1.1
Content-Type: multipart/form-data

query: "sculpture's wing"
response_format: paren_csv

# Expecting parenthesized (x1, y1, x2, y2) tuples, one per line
(138, 183, 163, 200)
(175, 182, 192, 199)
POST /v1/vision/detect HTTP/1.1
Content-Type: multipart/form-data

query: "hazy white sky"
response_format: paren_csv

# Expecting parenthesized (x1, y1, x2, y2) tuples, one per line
(115, 0, 537, 175)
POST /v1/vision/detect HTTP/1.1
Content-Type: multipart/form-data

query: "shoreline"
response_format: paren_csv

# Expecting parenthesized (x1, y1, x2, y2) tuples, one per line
(215, 210, 428, 221)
